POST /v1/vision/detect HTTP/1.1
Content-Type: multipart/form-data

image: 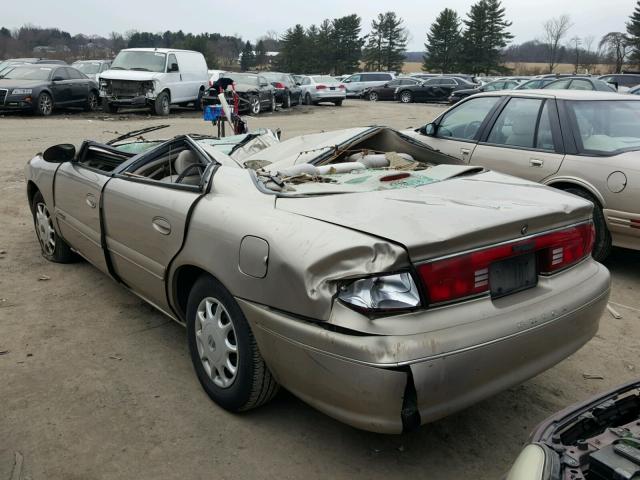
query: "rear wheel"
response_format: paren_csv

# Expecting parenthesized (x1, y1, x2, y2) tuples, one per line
(85, 91, 99, 112)
(270, 94, 276, 112)
(154, 91, 171, 116)
(304, 93, 312, 105)
(35, 92, 53, 116)
(283, 92, 291, 109)
(400, 91, 413, 103)
(333, 100, 343, 106)
(187, 275, 279, 412)
(194, 89, 204, 111)
(31, 191, 76, 263)
(368, 91, 379, 101)
(563, 188, 612, 261)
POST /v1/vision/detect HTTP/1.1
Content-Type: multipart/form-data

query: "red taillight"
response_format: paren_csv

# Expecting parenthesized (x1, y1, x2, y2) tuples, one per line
(339, 84, 346, 89)
(316, 84, 327, 90)
(274, 82, 285, 89)
(417, 222, 594, 305)
(209, 80, 213, 87)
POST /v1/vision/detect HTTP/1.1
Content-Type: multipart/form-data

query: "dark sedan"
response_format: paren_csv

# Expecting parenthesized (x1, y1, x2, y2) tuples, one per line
(448, 78, 522, 104)
(260, 72, 302, 108)
(0, 64, 99, 115)
(543, 76, 616, 92)
(203, 72, 275, 115)
(394, 77, 475, 103)
(362, 77, 421, 101)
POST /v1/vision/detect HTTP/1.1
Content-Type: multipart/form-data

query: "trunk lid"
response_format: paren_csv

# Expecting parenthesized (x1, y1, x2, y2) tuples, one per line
(276, 170, 593, 261)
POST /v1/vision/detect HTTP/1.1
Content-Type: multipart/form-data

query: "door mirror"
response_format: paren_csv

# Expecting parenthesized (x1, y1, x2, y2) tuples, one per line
(52, 76, 65, 82)
(420, 123, 437, 136)
(343, 78, 351, 83)
(295, 82, 301, 86)
(168, 63, 179, 72)
(260, 82, 269, 87)
(42, 144, 76, 163)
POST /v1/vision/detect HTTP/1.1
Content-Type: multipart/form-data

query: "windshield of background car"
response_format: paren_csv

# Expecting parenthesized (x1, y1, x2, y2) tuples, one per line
(567, 100, 640, 154)
(312, 75, 338, 83)
(74, 63, 101, 75)
(111, 51, 166, 72)
(0, 66, 52, 80)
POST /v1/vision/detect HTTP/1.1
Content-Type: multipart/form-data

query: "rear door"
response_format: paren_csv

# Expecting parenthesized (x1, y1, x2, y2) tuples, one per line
(419, 95, 503, 161)
(101, 138, 206, 313)
(469, 96, 565, 181)
(65, 67, 89, 104)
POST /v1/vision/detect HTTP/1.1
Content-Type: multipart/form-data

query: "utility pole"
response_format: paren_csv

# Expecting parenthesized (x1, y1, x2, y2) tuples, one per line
(570, 36, 581, 73)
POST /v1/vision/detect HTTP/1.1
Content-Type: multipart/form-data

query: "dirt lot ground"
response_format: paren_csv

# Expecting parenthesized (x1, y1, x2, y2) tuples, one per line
(1, 100, 639, 480)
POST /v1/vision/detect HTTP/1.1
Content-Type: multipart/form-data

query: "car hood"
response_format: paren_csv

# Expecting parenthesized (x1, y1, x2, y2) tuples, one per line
(0, 79, 46, 89)
(99, 70, 163, 81)
(276, 171, 593, 261)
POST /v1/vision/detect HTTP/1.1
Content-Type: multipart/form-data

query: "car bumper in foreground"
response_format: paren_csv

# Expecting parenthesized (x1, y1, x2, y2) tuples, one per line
(604, 208, 640, 250)
(239, 259, 610, 433)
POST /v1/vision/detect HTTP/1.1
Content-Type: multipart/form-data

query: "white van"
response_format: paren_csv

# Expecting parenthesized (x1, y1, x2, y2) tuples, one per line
(99, 48, 209, 115)
(342, 72, 395, 98)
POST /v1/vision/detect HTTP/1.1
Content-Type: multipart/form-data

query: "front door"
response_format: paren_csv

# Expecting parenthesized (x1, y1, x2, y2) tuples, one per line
(470, 97, 565, 181)
(165, 53, 184, 103)
(50, 67, 73, 105)
(414, 95, 504, 161)
(101, 140, 205, 313)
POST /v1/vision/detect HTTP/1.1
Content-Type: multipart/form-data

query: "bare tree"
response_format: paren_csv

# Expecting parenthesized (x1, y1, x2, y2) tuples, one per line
(543, 14, 572, 72)
(600, 32, 630, 73)
(580, 35, 598, 72)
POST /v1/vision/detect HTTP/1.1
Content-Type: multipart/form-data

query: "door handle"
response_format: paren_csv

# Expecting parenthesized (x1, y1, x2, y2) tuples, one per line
(460, 148, 471, 160)
(85, 193, 97, 208)
(530, 158, 544, 167)
(152, 217, 171, 235)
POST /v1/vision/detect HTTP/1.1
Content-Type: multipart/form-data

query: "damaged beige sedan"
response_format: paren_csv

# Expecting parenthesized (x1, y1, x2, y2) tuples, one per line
(25, 126, 610, 433)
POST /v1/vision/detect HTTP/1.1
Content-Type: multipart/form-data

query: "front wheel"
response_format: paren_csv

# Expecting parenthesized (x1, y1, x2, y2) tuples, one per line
(154, 91, 171, 116)
(31, 191, 76, 263)
(187, 275, 279, 412)
(249, 95, 261, 115)
(270, 94, 276, 112)
(282, 92, 291, 109)
(35, 92, 53, 116)
(333, 100, 343, 106)
(399, 91, 413, 103)
(304, 93, 312, 105)
(103, 101, 118, 114)
(564, 188, 612, 261)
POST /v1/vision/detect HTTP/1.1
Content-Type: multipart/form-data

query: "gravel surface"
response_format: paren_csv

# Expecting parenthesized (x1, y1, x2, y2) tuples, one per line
(1, 100, 639, 479)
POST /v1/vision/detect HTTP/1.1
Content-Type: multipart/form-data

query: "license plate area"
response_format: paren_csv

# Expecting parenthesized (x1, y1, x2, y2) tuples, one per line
(489, 253, 537, 299)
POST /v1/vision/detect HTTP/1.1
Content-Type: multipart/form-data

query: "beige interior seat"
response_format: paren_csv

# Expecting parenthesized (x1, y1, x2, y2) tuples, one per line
(160, 150, 202, 185)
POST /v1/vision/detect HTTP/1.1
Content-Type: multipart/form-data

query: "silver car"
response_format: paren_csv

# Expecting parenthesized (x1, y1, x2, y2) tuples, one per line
(298, 75, 346, 105)
(406, 89, 640, 260)
(342, 71, 395, 97)
(71, 60, 112, 83)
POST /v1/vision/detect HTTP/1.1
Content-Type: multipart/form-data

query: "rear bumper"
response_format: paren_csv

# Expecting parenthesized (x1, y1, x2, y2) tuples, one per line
(310, 90, 346, 102)
(604, 208, 640, 250)
(240, 259, 610, 433)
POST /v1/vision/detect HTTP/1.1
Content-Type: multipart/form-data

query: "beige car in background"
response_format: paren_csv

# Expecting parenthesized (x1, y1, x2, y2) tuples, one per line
(406, 90, 640, 261)
(24, 126, 610, 433)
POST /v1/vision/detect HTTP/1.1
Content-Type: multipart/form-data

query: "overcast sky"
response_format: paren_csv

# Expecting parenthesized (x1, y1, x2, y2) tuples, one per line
(2, 0, 634, 51)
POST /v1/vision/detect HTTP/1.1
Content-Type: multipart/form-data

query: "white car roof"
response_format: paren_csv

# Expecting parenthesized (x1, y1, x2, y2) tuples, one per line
(120, 48, 201, 54)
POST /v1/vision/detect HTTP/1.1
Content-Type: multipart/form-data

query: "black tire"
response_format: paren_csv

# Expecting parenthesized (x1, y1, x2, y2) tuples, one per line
(333, 100, 343, 106)
(34, 92, 54, 116)
(282, 92, 291, 109)
(154, 91, 171, 116)
(248, 95, 261, 116)
(270, 94, 276, 112)
(103, 101, 118, 114)
(31, 191, 76, 263)
(399, 90, 413, 103)
(194, 89, 204, 111)
(85, 90, 100, 112)
(368, 91, 379, 101)
(304, 93, 311, 105)
(564, 188, 612, 261)
(187, 274, 279, 412)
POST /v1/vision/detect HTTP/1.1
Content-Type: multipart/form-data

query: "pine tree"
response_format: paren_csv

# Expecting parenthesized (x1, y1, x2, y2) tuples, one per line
(459, 0, 512, 74)
(255, 39, 267, 69)
(332, 14, 364, 75)
(363, 12, 408, 72)
(240, 41, 255, 71)
(276, 25, 307, 72)
(316, 19, 335, 73)
(627, 1, 640, 64)
(423, 8, 461, 73)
